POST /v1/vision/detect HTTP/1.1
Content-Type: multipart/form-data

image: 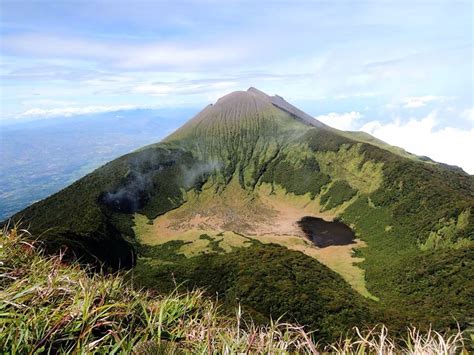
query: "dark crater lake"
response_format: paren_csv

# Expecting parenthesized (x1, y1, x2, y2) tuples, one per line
(297, 216, 355, 248)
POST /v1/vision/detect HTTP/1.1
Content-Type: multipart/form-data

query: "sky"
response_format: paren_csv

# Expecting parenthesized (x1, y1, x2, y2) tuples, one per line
(0, 0, 473, 172)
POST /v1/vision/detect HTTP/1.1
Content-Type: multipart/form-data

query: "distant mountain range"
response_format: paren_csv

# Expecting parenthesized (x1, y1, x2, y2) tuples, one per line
(6, 88, 474, 342)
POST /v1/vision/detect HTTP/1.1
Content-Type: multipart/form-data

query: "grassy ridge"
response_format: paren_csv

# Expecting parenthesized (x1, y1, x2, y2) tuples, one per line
(1, 227, 469, 353)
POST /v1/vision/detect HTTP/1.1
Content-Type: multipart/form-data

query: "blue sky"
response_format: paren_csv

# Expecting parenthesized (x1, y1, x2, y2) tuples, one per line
(1, 0, 473, 172)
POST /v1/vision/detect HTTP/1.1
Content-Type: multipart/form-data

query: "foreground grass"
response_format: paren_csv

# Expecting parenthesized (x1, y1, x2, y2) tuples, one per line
(0, 226, 469, 354)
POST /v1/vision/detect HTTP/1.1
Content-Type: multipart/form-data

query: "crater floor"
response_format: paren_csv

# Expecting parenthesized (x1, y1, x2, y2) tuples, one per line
(133, 180, 376, 299)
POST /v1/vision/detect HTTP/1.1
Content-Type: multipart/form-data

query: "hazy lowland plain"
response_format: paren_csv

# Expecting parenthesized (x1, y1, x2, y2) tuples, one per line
(0, 108, 193, 220)
(2, 88, 473, 352)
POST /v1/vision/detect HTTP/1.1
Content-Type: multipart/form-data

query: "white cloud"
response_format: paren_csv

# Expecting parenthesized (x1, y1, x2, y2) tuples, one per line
(3, 34, 246, 70)
(401, 95, 450, 108)
(131, 81, 238, 96)
(20, 99, 77, 107)
(314, 111, 362, 130)
(19, 105, 138, 119)
(461, 108, 474, 123)
(360, 111, 474, 174)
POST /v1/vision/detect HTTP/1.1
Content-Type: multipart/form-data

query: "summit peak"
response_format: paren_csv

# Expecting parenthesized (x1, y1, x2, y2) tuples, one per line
(247, 87, 270, 96)
(166, 88, 327, 143)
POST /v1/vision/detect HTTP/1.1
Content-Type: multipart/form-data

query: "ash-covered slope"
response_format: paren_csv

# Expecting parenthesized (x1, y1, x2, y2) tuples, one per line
(6, 88, 474, 339)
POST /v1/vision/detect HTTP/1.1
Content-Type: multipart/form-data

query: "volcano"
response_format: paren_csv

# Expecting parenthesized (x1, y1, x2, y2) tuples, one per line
(8, 88, 474, 341)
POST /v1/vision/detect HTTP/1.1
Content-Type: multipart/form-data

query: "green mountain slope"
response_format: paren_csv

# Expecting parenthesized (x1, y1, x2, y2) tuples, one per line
(7, 88, 474, 341)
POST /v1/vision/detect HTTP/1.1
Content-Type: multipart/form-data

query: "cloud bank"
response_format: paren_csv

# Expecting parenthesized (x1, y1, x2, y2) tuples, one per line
(2, 34, 246, 70)
(401, 96, 450, 108)
(313, 109, 474, 174)
(20, 105, 138, 118)
(360, 112, 474, 174)
(314, 111, 363, 130)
